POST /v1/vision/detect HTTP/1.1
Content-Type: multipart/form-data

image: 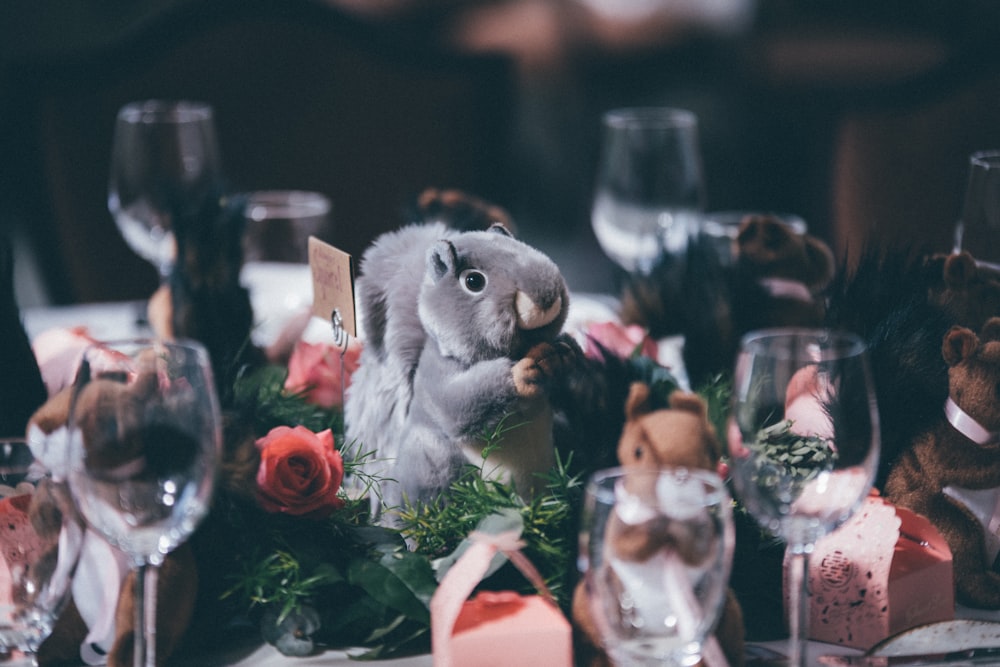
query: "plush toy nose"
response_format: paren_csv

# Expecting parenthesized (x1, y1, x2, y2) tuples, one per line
(515, 291, 562, 330)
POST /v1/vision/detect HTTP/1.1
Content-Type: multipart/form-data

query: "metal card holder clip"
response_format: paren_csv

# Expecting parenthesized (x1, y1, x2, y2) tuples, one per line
(330, 308, 351, 410)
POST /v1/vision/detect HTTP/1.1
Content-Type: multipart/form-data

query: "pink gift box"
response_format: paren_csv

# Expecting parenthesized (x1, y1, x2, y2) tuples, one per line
(795, 495, 954, 650)
(430, 531, 573, 667)
(441, 590, 572, 667)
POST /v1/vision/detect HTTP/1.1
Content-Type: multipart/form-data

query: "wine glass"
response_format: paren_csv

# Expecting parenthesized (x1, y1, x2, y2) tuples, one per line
(0, 438, 83, 666)
(727, 328, 880, 667)
(108, 100, 224, 281)
(954, 149, 1000, 271)
(591, 107, 705, 275)
(241, 190, 333, 347)
(66, 339, 221, 667)
(578, 466, 734, 666)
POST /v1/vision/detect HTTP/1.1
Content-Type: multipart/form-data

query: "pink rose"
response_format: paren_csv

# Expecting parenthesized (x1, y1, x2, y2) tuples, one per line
(584, 321, 658, 362)
(284, 339, 362, 408)
(255, 426, 345, 519)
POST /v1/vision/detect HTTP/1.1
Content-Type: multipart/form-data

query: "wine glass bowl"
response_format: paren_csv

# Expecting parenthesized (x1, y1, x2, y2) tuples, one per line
(0, 438, 83, 666)
(66, 339, 221, 666)
(240, 190, 333, 347)
(727, 328, 880, 666)
(242, 190, 333, 265)
(108, 100, 223, 280)
(591, 107, 705, 275)
(578, 466, 734, 667)
(955, 149, 1000, 270)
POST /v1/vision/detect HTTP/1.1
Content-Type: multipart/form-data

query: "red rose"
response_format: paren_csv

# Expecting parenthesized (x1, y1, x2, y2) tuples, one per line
(584, 321, 658, 362)
(284, 339, 362, 408)
(255, 426, 345, 519)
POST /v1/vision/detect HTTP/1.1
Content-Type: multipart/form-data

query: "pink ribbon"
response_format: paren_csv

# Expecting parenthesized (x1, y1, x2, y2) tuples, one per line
(758, 277, 814, 303)
(430, 529, 556, 667)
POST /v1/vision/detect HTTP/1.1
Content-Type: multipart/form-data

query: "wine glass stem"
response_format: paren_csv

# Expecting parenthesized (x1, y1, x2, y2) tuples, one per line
(134, 563, 160, 667)
(787, 549, 810, 667)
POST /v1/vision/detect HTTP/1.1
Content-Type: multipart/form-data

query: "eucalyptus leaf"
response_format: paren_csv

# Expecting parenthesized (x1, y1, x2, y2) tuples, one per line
(349, 524, 409, 550)
(347, 549, 435, 623)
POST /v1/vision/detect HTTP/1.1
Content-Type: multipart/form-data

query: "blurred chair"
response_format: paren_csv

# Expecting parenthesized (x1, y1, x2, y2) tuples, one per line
(739, 3, 1000, 267)
(4, 0, 515, 303)
(831, 72, 1000, 265)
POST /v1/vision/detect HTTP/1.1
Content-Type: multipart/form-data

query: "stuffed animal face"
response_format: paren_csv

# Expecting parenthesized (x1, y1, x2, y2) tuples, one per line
(735, 214, 835, 290)
(943, 317, 1000, 434)
(70, 374, 156, 474)
(927, 252, 1000, 331)
(617, 382, 721, 472)
(418, 224, 569, 363)
(68, 354, 202, 479)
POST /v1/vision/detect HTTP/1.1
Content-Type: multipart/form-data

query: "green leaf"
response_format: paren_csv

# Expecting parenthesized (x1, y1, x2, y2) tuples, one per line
(347, 549, 436, 623)
(348, 524, 409, 550)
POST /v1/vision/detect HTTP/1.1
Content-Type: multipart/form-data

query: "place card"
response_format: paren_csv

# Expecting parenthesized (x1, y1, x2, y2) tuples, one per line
(308, 237, 356, 338)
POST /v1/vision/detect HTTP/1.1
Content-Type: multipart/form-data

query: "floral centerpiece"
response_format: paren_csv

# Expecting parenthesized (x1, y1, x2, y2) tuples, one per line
(182, 316, 729, 660)
(25, 311, 782, 661)
(193, 329, 625, 659)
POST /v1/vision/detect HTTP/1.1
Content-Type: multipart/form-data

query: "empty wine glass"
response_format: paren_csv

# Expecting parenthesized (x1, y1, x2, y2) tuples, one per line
(108, 100, 224, 281)
(727, 328, 880, 667)
(954, 149, 1000, 271)
(578, 466, 734, 667)
(0, 438, 83, 666)
(66, 339, 221, 667)
(591, 107, 705, 275)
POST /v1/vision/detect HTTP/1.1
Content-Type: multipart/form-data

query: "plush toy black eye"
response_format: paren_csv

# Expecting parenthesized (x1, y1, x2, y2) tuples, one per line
(460, 269, 487, 293)
(634, 445, 644, 460)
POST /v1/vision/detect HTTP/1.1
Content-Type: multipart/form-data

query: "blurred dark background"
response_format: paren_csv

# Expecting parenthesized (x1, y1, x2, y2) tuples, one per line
(3, 0, 1000, 305)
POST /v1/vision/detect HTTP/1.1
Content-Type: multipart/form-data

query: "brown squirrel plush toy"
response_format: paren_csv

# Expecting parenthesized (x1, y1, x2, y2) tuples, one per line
(733, 214, 835, 328)
(28, 366, 197, 667)
(620, 213, 835, 389)
(925, 251, 1000, 332)
(572, 383, 745, 667)
(884, 317, 1000, 609)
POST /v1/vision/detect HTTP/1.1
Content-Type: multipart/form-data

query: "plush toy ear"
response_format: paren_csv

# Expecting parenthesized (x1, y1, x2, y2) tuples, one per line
(943, 251, 977, 288)
(28, 387, 72, 437)
(736, 216, 787, 260)
(981, 316, 1000, 343)
(667, 391, 709, 419)
(427, 240, 458, 283)
(488, 222, 513, 237)
(624, 382, 653, 421)
(800, 236, 835, 288)
(942, 325, 979, 366)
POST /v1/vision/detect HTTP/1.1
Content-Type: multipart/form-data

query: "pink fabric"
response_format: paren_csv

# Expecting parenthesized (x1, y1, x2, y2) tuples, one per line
(31, 327, 98, 396)
(583, 321, 658, 362)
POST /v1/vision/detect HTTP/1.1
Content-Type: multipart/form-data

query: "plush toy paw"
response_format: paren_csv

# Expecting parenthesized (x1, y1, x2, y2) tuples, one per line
(513, 339, 576, 397)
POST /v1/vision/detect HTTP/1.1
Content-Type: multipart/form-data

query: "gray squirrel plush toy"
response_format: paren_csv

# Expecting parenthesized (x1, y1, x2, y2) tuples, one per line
(344, 220, 576, 521)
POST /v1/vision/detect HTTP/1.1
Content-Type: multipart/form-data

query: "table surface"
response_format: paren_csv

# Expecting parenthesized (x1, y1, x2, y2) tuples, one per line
(21, 295, 1000, 667)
